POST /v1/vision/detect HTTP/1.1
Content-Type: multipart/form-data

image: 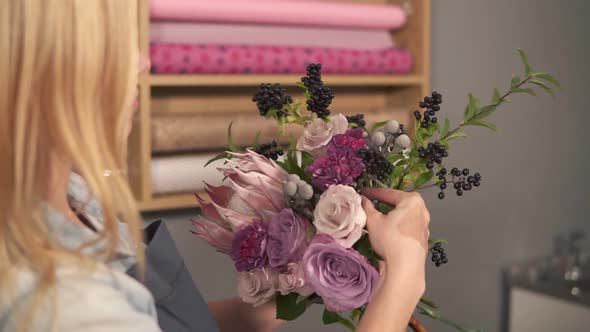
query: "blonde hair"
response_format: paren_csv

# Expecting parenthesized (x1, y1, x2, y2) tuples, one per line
(0, 0, 143, 330)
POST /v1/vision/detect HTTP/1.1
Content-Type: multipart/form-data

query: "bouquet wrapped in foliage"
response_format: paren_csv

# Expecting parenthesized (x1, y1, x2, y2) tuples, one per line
(192, 50, 559, 331)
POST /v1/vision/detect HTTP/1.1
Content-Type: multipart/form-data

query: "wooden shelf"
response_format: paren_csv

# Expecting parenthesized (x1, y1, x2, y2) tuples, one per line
(148, 74, 425, 87)
(138, 192, 204, 212)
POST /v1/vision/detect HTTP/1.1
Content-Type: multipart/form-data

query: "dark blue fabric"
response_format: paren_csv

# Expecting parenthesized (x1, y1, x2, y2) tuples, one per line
(128, 220, 219, 332)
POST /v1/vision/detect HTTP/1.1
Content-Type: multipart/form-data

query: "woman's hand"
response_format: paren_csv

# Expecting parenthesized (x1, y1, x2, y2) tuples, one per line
(361, 188, 430, 298)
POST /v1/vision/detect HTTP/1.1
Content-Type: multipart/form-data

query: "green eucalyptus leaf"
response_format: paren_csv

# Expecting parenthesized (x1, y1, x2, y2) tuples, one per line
(276, 293, 308, 321)
(446, 131, 467, 141)
(371, 120, 388, 131)
(529, 79, 556, 97)
(511, 74, 521, 88)
(252, 131, 262, 148)
(517, 48, 533, 76)
(426, 122, 440, 136)
(510, 87, 537, 96)
(322, 309, 341, 325)
(440, 118, 450, 139)
(467, 120, 497, 132)
(428, 238, 449, 247)
(471, 105, 496, 121)
(492, 88, 502, 105)
(266, 108, 279, 119)
(204, 151, 229, 167)
(464, 93, 478, 121)
(413, 170, 434, 189)
(534, 72, 561, 89)
(296, 81, 308, 90)
(386, 154, 404, 164)
(338, 319, 356, 331)
(227, 122, 240, 152)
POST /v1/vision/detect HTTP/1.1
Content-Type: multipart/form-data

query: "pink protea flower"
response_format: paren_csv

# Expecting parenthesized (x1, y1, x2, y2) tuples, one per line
(192, 150, 289, 253)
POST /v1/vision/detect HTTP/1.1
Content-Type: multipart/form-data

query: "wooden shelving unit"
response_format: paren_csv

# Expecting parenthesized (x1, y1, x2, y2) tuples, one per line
(130, 0, 431, 211)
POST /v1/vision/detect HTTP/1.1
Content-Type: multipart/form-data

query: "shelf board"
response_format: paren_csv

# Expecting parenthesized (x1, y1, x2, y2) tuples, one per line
(138, 192, 205, 212)
(148, 74, 425, 87)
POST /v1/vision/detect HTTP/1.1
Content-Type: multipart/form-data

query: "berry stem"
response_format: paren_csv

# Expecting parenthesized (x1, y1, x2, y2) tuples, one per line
(396, 156, 415, 190)
(440, 75, 534, 141)
(415, 180, 453, 191)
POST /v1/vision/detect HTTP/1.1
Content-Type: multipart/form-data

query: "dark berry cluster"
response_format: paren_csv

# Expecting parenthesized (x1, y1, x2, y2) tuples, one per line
(414, 91, 443, 128)
(430, 242, 448, 267)
(346, 114, 366, 128)
(301, 64, 334, 118)
(359, 149, 393, 181)
(436, 167, 481, 199)
(417, 141, 448, 169)
(254, 141, 284, 160)
(252, 83, 293, 118)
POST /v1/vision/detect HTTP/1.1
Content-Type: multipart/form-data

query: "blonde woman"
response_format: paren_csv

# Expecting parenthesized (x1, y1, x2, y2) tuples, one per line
(0, 1, 430, 331)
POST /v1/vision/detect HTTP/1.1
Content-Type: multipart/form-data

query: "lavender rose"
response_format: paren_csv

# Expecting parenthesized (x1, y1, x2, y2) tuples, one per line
(266, 209, 309, 270)
(296, 114, 348, 155)
(313, 185, 367, 248)
(238, 268, 278, 307)
(230, 219, 268, 272)
(277, 263, 313, 296)
(303, 234, 379, 312)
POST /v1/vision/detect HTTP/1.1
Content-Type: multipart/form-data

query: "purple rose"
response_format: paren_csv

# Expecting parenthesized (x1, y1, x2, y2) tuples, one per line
(230, 219, 268, 272)
(306, 149, 365, 191)
(328, 128, 367, 154)
(266, 209, 309, 270)
(303, 234, 379, 312)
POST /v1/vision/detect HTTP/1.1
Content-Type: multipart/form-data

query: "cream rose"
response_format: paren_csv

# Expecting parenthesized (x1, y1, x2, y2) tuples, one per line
(277, 263, 313, 296)
(313, 185, 367, 248)
(296, 114, 348, 155)
(237, 269, 277, 307)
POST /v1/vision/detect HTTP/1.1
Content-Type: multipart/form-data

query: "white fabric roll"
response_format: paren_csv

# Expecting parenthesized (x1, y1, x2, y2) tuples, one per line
(151, 153, 225, 194)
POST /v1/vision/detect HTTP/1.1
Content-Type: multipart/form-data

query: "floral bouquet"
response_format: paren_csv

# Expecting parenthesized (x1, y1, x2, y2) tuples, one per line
(191, 50, 559, 331)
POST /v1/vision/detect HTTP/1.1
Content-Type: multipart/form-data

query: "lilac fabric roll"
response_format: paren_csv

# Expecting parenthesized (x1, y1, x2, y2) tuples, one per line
(150, 0, 407, 30)
(149, 43, 413, 75)
(150, 22, 395, 50)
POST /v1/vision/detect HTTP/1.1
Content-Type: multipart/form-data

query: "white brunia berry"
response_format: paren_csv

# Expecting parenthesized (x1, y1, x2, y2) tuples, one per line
(395, 134, 411, 149)
(299, 183, 314, 200)
(287, 174, 300, 182)
(284, 181, 298, 197)
(371, 131, 386, 146)
(384, 120, 400, 134)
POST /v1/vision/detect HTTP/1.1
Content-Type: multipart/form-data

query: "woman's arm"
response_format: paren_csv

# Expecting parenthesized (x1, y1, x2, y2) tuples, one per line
(208, 298, 285, 332)
(357, 188, 430, 332)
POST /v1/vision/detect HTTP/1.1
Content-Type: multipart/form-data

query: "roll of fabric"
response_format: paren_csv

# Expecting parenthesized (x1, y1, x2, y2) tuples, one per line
(150, 0, 406, 30)
(151, 113, 301, 153)
(150, 22, 395, 50)
(151, 153, 225, 194)
(150, 43, 413, 75)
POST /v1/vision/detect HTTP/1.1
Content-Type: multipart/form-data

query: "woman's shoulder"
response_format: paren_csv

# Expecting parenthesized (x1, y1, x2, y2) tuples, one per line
(0, 263, 161, 332)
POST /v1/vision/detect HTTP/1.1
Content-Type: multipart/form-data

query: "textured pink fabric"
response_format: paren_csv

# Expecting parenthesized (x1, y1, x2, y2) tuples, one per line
(150, 22, 395, 50)
(149, 44, 413, 75)
(150, 0, 407, 30)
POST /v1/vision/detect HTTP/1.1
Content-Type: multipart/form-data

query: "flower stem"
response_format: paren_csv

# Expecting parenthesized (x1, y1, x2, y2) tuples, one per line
(396, 156, 414, 189)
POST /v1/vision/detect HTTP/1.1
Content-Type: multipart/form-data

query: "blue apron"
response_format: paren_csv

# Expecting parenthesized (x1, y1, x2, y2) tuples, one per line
(128, 220, 220, 332)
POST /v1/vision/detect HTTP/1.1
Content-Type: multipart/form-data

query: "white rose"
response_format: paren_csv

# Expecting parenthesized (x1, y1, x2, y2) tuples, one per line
(277, 263, 313, 296)
(313, 185, 367, 248)
(296, 114, 348, 155)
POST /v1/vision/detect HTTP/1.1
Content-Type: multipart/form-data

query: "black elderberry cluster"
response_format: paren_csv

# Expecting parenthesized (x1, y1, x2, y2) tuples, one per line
(346, 114, 366, 128)
(436, 167, 481, 199)
(254, 141, 284, 160)
(414, 91, 443, 128)
(359, 149, 393, 181)
(430, 242, 448, 267)
(301, 64, 334, 118)
(252, 83, 293, 118)
(417, 141, 448, 169)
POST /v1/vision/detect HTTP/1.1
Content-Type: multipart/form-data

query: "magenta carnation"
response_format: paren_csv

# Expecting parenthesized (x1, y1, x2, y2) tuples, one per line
(306, 148, 365, 191)
(328, 128, 367, 153)
(230, 219, 268, 272)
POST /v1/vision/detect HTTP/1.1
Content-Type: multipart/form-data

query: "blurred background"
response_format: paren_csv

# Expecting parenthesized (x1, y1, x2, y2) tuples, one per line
(140, 0, 590, 331)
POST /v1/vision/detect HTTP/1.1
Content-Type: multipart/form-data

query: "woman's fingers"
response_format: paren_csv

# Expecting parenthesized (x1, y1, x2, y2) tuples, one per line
(361, 187, 411, 207)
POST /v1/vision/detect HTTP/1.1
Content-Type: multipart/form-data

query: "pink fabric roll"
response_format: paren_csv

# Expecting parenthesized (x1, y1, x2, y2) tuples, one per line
(150, 44, 413, 75)
(150, 0, 407, 30)
(150, 23, 395, 50)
